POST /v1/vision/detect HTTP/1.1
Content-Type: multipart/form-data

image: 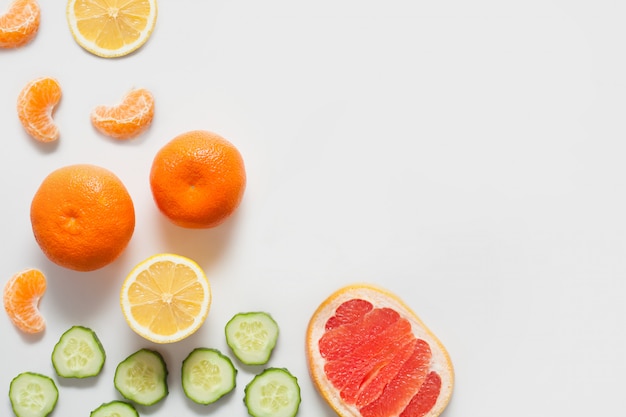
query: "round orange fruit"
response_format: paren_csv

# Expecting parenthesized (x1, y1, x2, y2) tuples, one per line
(306, 283, 454, 417)
(149, 130, 246, 229)
(30, 164, 135, 272)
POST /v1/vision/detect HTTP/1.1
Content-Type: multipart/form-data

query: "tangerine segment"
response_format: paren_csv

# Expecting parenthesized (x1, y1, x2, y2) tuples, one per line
(3, 268, 46, 334)
(17, 77, 62, 143)
(306, 284, 454, 417)
(0, 0, 40, 48)
(91, 88, 155, 139)
(66, 0, 158, 58)
(120, 253, 212, 344)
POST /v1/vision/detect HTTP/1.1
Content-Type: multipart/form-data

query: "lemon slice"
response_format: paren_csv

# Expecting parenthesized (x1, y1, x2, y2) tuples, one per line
(66, 0, 157, 58)
(120, 253, 211, 344)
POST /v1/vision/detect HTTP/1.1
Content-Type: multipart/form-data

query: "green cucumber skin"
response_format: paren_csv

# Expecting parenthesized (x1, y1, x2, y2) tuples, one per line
(225, 312, 279, 365)
(244, 367, 301, 417)
(90, 400, 138, 417)
(9, 372, 59, 417)
(51, 325, 106, 378)
(181, 347, 237, 405)
(114, 348, 169, 406)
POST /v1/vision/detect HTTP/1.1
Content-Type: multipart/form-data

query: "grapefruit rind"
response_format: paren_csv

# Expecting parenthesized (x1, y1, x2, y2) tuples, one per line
(306, 283, 454, 417)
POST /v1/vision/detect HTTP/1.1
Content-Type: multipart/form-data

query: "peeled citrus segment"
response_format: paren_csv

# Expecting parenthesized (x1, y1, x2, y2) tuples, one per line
(17, 76, 62, 143)
(91, 88, 154, 139)
(120, 253, 211, 344)
(66, 0, 158, 58)
(306, 284, 454, 417)
(0, 0, 40, 48)
(3, 268, 46, 334)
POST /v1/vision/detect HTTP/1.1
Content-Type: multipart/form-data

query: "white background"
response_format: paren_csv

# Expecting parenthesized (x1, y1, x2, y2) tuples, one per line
(2, 0, 625, 416)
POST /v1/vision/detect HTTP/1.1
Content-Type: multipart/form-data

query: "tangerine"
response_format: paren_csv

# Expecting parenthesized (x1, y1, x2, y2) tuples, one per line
(3, 268, 46, 334)
(149, 130, 246, 228)
(30, 164, 135, 272)
(0, 0, 40, 48)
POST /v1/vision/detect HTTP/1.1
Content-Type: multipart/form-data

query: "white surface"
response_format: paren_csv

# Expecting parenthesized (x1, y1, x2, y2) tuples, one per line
(1, 1, 625, 416)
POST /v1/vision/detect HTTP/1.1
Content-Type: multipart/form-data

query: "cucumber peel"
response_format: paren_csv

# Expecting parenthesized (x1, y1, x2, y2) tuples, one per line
(225, 311, 279, 365)
(244, 368, 301, 417)
(51, 325, 105, 378)
(114, 348, 168, 406)
(90, 400, 138, 417)
(9, 372, 59, 417)
(181, 347, 237, 404)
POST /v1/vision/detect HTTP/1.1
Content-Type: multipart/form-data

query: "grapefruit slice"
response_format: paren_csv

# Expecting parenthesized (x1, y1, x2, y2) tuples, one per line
(306, 283, 454, 417)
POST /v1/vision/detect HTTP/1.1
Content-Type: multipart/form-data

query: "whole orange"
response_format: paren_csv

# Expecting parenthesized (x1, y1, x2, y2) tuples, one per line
(149, 130, 246, 228)
(30, 164, 135, 271)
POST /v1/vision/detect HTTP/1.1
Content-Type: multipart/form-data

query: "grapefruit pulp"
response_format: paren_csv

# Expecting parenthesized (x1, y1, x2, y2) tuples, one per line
(306, 284, 453, 417)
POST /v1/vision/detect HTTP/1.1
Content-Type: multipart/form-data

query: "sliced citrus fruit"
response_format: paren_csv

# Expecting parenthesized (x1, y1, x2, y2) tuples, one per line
(3, 268, 46, 334)
(120, 253, 211, 344)
(17, 76, 62, 143)
(91, 88, 154, 139)
(306, 283, 454, 417)
(66, 0, 158, 58)
(0, 0, 40, 48)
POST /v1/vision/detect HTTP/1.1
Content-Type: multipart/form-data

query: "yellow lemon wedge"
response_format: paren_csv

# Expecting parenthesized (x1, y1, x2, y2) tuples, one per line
(66, 0, 157, 58)
(120, 253, 211, 344)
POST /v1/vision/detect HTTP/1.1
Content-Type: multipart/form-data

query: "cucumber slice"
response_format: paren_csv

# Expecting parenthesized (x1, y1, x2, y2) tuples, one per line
(225, 312, 279, 365)
(181, 348, 237, 404)
(244, 368, 301, 417)
(51, 325, 105, 378)
(114, 348, 168, 406)
(9, 372, 59, 417)
(90, 400, 138, 417)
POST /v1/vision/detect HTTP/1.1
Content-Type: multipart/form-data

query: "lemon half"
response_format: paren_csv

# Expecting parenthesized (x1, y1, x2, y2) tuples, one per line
(120, 253, 211, 344)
